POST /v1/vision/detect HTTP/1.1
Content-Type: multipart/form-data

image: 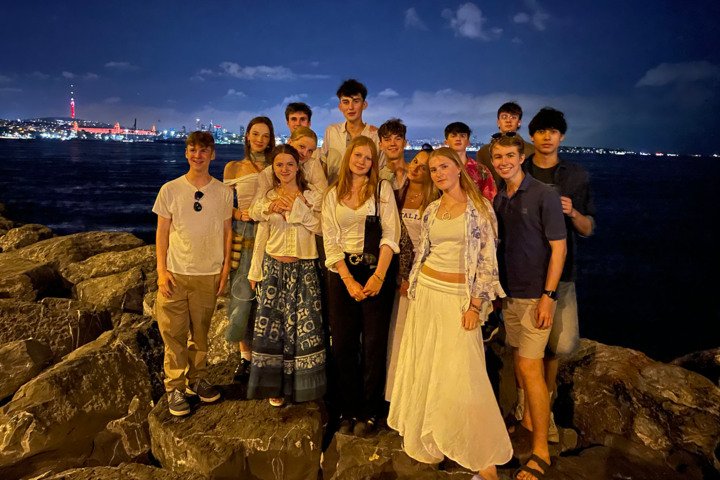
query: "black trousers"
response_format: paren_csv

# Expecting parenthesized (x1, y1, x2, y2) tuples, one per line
(326, 255, 397, 419)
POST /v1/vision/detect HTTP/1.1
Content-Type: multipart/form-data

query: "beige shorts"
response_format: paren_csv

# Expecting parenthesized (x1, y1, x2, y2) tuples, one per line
(503, 297, 551, 359)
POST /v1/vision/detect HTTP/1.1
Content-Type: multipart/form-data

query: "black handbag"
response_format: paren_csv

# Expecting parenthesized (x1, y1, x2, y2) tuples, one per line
(362, 180, 385, 267)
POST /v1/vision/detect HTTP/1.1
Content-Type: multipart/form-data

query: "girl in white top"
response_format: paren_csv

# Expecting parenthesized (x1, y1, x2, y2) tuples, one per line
(387, 147, 512, 480)
(223, 116, 275, 382)
(245, 144, 326, 407)
(247, 127, 328, 280)
(322, 135, 400, 436)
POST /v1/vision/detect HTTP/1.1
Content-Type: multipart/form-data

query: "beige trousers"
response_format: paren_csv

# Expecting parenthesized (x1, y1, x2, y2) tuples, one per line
(155, 272, 219, 392)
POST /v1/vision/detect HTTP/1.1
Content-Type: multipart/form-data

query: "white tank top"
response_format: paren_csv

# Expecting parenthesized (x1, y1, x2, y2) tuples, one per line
(424, 213, 466, 273)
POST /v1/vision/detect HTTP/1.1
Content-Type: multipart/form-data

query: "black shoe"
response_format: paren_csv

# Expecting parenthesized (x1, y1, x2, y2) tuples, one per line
(233, 358, 251, 382)
(482, 310, 501, 343)
(186, 378, 221, 403)
(353, 416, 376, 437)
(167, 389, 191, 417)
(338, 417, 354, 435)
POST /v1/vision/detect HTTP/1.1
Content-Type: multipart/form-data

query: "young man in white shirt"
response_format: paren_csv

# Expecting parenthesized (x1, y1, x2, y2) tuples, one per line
(322, 79, 384, 184)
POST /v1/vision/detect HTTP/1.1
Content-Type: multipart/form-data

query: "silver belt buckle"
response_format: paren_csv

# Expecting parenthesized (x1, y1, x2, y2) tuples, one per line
(348, 253, 363, 265)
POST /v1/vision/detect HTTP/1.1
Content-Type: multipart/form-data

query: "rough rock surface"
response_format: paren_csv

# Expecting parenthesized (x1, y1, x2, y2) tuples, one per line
(60, 245, 156, 286)
(0, 224, 53, 252)
(321, 429, 473, 480)
(0, 255, 59, 301)
(672, 347, 720, 386)
(0, 339, 53, 401)
(206, 296, 234, 365)
(13, 231, 144, 270)
(556, 339, 720, 479)
(74, 267, 145, 314)
(32, 463, 206, 479)
(149, 370, 323, 480)
(0, 318, 164, 479)
(0, 298, 113, 363)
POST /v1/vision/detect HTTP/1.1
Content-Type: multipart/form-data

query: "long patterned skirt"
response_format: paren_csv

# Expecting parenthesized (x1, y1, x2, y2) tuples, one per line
(247, 255, 326, 402)
(225, 220, 256, 343)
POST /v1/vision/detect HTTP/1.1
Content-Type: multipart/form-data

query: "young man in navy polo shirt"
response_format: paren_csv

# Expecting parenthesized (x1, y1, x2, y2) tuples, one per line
(492, 133, 566, 480)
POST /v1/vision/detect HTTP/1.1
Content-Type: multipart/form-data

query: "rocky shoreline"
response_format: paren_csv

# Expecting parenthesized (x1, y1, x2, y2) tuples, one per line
(0, 203, 718, 480)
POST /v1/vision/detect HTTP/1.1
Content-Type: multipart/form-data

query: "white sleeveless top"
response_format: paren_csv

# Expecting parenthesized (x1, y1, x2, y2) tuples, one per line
(225, 173, 259, 210)
(424, 213, 466, 273)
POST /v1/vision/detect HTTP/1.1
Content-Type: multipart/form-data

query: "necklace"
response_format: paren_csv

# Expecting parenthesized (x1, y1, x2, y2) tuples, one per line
(438, 196, 465, 220)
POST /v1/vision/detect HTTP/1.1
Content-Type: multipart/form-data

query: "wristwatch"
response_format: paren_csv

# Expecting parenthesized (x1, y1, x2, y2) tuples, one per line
(543, 289, 558, 301)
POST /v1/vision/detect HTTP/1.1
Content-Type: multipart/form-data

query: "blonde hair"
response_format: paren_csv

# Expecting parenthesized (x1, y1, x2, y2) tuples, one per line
(332, 135, 379, 205)
(289, 126, 318, 145)
(428, 147, 496, 237)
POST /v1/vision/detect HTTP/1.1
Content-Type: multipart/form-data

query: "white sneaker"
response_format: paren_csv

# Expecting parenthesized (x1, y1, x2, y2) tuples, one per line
(548, 412, 560, 443)
(514, 388, 525, 421)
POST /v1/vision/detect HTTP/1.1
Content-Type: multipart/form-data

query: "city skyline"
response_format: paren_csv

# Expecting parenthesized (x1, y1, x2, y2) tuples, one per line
(1, 1, 719, 153)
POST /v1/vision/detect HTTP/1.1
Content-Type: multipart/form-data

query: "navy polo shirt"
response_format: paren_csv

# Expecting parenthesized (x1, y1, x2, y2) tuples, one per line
(494, 174, 566, 299)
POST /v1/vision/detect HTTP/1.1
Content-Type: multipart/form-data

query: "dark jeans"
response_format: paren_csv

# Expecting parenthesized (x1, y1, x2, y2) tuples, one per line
(326, 255, 397, 419)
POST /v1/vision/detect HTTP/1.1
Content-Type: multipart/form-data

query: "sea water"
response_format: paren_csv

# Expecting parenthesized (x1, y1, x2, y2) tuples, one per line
(0, 139, 717, 361)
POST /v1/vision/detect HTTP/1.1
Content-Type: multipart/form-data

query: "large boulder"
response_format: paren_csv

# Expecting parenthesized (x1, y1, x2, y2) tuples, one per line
(0, 224, 53, 252)
(556, 339, 720, 479)
(671, 347, 720, 386)
(59, 245, 156, 286)
(149, 372, 323, 480)
(13, 231, 144, 270)
(0, 339, 53, 401)
(0, 318, 164, 479)
(0, 298, 113, 363)
(74, 267, 145, 314)
(0, 255, 59, 301)
(31, 462, 206, 479)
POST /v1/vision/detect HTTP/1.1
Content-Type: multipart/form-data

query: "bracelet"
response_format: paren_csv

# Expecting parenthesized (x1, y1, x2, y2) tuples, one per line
(468, 304, 481, 313)
(373, 273, 385, 282)
(341, 275, 352, 281)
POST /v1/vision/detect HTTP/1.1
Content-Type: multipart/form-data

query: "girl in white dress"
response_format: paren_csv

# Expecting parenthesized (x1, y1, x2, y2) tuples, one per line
(388, 147, 512, 480)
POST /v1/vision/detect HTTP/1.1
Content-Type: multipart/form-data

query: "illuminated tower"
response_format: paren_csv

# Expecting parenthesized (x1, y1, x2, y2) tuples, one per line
(69, 84, 75, 119)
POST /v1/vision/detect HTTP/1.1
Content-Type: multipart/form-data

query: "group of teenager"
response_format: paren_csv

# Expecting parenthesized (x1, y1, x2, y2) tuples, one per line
(152, 78, 596, 480)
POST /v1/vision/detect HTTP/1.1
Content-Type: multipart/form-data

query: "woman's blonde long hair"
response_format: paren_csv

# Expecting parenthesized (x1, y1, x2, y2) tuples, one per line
(428, 147, 496, 237)
(332, 135, 379, 204)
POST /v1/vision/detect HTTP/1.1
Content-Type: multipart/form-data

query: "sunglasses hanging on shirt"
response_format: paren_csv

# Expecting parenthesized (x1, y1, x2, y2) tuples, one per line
(194, 191, 204, 212)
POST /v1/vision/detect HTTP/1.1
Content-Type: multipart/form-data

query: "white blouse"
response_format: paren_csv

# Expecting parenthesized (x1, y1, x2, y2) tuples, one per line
(321, 180, 400, 272)
(247, 189, 322, 281)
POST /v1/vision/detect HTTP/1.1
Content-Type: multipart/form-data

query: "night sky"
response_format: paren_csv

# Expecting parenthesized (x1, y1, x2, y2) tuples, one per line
(2, 0, 719, 153)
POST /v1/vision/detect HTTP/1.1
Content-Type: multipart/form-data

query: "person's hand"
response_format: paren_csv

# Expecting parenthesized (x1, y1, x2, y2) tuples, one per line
(462, 307, 481, 330)
(158, 269, 176, 298)
(399, 279, 409, 297)
(250, 280, 257, 291)
(560, 196, 575, 217)
(343, 277, 367, 302)
(362, 273, 383, 297)
(535, 295, 556, 329)
(217, 265, 231, 295)
(240, 209, 251, 222)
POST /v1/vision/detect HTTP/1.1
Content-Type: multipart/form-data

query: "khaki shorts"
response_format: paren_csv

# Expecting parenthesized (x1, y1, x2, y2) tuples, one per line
(503, 297, 551, 359)
(547, 281, 580, 356)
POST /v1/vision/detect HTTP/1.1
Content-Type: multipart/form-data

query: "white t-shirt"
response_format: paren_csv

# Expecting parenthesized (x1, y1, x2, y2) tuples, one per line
(152, 175, 233, 275)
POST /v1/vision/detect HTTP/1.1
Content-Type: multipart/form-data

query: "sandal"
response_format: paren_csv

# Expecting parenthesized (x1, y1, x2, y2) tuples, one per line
(513, 453, 550, 480)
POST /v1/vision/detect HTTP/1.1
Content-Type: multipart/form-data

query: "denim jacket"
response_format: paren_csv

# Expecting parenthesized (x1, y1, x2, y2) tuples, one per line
(407, 197, 506, 314)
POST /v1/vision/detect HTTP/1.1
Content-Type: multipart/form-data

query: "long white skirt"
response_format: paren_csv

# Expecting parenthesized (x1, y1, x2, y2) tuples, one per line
(385, 291, 409, 401)
(387, 273, 513, 472)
